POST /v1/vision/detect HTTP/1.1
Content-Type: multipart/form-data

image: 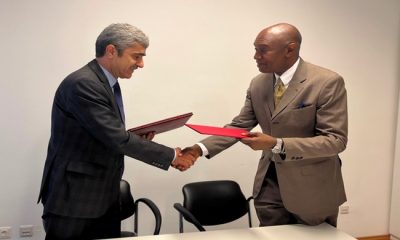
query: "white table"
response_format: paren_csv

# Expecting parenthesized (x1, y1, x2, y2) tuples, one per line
(108, 223, 356, 240)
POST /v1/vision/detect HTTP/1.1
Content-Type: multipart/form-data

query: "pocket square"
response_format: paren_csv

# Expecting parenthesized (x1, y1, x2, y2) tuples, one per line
(297, 102, 312, 109)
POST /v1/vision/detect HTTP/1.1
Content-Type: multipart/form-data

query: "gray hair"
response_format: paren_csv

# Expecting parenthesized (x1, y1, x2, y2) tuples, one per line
(95, 23, 149, 57)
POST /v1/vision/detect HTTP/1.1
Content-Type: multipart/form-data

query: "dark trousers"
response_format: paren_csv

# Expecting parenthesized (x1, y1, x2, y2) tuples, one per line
(43, 201, 121, 240)
(254, 163, 338, 227)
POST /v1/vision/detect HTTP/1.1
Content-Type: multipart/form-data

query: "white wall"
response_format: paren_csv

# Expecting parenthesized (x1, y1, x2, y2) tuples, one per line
(0, 0, 399, 239)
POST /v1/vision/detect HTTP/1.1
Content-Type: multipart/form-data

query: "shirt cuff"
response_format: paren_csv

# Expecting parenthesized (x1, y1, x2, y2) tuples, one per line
(172, 149, 176, 161)
(196, 143, 209, 157)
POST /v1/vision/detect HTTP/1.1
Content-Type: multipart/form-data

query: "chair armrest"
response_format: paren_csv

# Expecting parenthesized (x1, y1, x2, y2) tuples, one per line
(173, 203, 206, 232)
(246, 196, 254, 227)
(135, 198, 162, 235)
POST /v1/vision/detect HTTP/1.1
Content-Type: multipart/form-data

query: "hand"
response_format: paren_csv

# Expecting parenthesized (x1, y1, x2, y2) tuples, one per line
(139, 131, 155, 141)
(181, 145, 202, 160)
(240, 132, 277, 150)
(171, 148, 197, 171)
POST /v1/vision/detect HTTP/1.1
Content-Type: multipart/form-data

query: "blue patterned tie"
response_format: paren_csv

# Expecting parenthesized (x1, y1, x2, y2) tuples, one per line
(113, 82, 125, 123)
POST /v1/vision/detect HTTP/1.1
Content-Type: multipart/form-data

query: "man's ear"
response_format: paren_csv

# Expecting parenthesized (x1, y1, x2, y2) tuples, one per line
(105, 44, 117, 58)
(286, 42, 298, 58)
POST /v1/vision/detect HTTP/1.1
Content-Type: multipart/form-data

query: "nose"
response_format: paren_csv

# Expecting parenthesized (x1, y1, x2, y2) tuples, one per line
(254, 51, 261, 60)
(136, 59, 144, 68)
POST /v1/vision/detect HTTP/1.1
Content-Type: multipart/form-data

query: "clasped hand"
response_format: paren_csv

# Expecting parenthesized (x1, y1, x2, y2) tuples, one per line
(138, 133, 201, 172)
(240, 132, 277, 150)
(171, 145, 202, 171)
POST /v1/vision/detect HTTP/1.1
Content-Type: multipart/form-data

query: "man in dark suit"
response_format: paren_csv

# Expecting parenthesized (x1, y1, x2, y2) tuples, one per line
(183, 23, 348, 227)
(38, 23, 194, 239)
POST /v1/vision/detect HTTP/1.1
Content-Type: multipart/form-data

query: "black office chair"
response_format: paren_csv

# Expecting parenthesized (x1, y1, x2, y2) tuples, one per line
(119, 179, 162, 237)
(173, 180, 253, 233)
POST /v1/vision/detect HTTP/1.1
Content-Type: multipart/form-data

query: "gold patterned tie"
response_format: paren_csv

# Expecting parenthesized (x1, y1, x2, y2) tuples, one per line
(274, 77, 286, 107)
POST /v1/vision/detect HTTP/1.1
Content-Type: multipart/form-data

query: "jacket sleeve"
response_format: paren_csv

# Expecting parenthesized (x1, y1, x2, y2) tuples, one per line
(201, 84, 259, 158)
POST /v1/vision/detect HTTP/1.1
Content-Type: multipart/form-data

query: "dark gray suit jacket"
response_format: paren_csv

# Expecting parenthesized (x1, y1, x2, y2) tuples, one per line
(38, 59, 175, 218)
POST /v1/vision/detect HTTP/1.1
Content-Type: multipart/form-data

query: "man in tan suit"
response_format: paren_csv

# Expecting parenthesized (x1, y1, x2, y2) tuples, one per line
(183, 23, 347, 227)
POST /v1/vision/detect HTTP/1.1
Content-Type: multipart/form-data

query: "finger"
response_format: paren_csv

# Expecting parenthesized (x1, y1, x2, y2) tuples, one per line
(181, 162, 191, 168)
(173, 164, 184, 171)
(148, 131, 155, 140)
(244, 132, 258, 137)
(171, 161, 177, 167)
(175, 148, 183, 156)
(185, 161, 193, 168)
(179, 165, 188, 171)
(241, 132, 250, 138)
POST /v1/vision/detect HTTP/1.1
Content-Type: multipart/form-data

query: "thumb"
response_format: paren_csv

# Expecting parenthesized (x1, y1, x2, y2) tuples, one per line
(242, 132, 258, 138)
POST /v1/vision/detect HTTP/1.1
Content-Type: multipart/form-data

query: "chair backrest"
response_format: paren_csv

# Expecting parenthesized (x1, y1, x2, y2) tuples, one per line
(120, 179, 135, 220)
(174, 180, 253, 232)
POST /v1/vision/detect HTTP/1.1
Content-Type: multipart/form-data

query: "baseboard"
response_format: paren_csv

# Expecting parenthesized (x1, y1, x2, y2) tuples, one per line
(390, 235, 400, 240)
(357, 235, 390, 240)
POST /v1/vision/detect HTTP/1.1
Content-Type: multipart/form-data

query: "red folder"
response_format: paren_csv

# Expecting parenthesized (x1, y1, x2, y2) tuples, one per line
(185, 124, 248, 139)
(128, 112, 193, 135)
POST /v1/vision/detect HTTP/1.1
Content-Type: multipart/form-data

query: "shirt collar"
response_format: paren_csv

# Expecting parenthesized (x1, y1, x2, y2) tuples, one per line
(274, 57, 300, 86)
(99, 64, 118, 91)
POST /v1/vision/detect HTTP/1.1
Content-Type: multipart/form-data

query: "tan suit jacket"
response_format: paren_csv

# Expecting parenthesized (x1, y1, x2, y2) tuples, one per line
(201, 59, 347, 217)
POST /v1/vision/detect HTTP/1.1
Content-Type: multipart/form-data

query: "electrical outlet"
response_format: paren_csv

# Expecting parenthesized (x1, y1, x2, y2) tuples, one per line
(340, 205, 350, 214)
(20, 225, 33, 237)
(0, 227, 12, 239)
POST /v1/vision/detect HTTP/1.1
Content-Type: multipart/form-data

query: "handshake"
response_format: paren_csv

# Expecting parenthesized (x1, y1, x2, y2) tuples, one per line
(140, 132, 201, 171)
(140, 129, 279, 171)
(171, 145, 202, 171)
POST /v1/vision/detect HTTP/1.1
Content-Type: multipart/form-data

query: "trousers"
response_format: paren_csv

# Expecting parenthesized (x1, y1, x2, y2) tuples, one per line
(43, 201, 120, 240)
(254, 163, 338, 227)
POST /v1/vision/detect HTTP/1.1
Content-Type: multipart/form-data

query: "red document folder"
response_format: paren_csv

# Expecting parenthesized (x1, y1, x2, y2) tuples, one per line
(185, 124, 248, 139)
(128, 112, 193, 135)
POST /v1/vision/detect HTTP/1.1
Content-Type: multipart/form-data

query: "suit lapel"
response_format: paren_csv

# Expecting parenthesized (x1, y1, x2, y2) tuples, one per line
(272, 59, 307, 119)
(265, 74, 275, 116)
(88, 60, 114, 96)
(87, 59, 120, 113)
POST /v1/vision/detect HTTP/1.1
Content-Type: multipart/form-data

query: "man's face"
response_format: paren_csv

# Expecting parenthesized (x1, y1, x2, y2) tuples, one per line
(110, 43, 146, 79)
(253, 31, 288, 75)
